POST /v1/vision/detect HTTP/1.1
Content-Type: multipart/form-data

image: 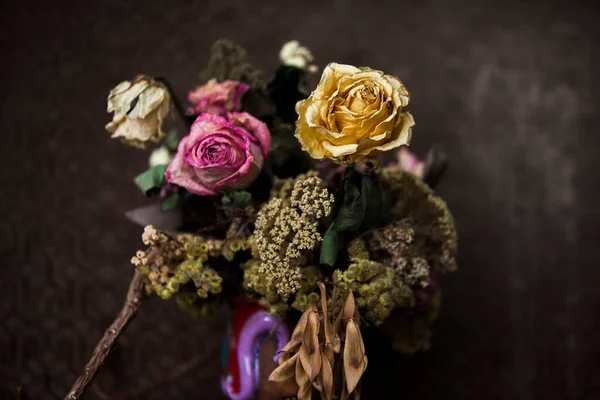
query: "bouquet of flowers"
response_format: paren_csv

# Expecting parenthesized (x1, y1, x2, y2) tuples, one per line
(66, 40, 457, 400)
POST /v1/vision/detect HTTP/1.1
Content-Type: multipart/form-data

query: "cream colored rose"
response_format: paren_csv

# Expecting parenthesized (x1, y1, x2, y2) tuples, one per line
(295, 63, 415, 165)
(279, 40, 316, 70)
(106, 75, 170, 148)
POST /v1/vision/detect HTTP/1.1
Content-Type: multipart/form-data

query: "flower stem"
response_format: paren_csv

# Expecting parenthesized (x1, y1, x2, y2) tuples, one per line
(154, 77, 194, 130)
(64, 269, 145, 400)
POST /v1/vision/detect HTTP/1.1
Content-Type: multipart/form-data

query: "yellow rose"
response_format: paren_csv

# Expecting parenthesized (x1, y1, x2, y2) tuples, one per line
(106, 75, 170, 149)
(295, 63, 415, 165)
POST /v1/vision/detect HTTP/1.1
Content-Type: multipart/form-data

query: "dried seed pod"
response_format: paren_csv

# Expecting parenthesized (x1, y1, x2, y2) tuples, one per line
(269, 352, 300, 382)
(342, 291, 356, 320)
(321, 353, 334, 400)
(313, 375, 323, 392)
(323, 345, 335, 372)
(278, 349, 294, 366)
(318, 282, 335, 349)
(302, 311, 322, 381)
(296, 354, 312, 400)
(343, 319, 367, 394)
(282, 307, 310, 353)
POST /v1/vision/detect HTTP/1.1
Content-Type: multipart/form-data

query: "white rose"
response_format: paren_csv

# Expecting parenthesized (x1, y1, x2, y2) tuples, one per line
(279, 40, 316, 71)
(148, 146, 173, 168)
(106, 75, 170, 148)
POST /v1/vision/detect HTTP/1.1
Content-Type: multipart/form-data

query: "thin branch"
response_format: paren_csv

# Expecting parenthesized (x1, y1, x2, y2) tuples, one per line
(64, 269, 146, 400)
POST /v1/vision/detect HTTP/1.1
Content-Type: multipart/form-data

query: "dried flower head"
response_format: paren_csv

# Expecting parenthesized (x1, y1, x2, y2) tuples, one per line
(377, 167, 458, 273)
(106, 75, 170, 148)
(334, 238, 414, 325)
(279, 40, 317, 72)
(131, 226, 223, 302)
(253, 176, 334, 298)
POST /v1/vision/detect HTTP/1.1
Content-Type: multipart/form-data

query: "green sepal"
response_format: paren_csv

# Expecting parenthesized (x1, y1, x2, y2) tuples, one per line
(267, 66, 309, 123)
(164, 131, 181, 153)
(320, 169, 383, 267)
(134, 164, 168, 197)
(221, 190, 253, 209)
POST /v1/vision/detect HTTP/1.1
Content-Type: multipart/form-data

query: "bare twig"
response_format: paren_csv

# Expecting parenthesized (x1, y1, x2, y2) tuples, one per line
(64, 269, 146, 400)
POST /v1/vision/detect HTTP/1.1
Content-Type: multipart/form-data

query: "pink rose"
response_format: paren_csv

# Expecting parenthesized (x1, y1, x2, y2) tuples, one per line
(396, 147, 425, 177)
(166, 112, 270, 196)
(188, 78, 249, 115)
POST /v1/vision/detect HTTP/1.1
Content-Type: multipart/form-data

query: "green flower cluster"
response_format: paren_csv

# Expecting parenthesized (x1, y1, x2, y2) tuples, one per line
(243, 260, 323, 314)
(132, 226, 223, 308)
(333, 238, 413, 325)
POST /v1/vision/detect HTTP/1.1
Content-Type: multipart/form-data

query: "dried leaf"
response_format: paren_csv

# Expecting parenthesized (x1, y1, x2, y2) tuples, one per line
(343, 319, 366, 394)
(298, 381, 313, 400)
(302, 311, 322, 381)
(332, 332, 342, 354)
(343, 291, 356, 320)
(277, 350, 293, 366)
(312, 375, 323, 392)
(282, 308, 310, 353)
(351, 381, 362, 400)
(334, 290, 356, 343)
(321, 353, 334, 400)
(323, 345, 335, 371)
(318, 282, 335, 349)
(296, 352, 310, 395)
(269, 352, 299, 382)
(341, 376, 349, 400)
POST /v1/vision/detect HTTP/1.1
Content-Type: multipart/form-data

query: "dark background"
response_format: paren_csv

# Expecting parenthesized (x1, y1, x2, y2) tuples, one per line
(1, 0, 599, 399)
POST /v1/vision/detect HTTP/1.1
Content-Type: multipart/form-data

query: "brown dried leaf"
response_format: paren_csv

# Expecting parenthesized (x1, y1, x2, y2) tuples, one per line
(277, 349, 293, 366)
(343, 291, 356, 321)
(296, 352, 311, 398)
(282, 308, 310, 353)
(351, 381, 362, 400)
(302, 311, 322, 381)
(318, 282, 335, 348)
(312, 375, 323, 392)
(341, 376, 349, 400)
(334, 290, 356, 343)
(321, 352, 333, 400)
(343, 319, 366, 394)
(298, 381, 313, 400)
(323, 345, 335, 371)
(332, 332, 342, 354)
(268, 352, 299, 382)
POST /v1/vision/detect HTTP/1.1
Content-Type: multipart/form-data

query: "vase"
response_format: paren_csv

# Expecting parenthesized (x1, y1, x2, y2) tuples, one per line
(221, 298, 292, 400)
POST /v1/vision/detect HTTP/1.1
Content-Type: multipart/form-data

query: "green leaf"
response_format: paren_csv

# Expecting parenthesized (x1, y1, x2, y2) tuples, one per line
(319, 169, 383, 267)
(221, 190, 253, 209)
(266, 117, 315, 178)
(267, 66, 309, 123)
(164, 131, 181, 153)
(359, 173, 383, 231)
(161, 191, 193, 212)
(161, 194, 180, 211)
(134, 164, 168, 197)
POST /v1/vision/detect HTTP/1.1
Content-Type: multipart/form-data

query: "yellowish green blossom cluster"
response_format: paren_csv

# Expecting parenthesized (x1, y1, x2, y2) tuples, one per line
(333, 238, 413, 325)
(222, 219, 252, 261)
(131, 226, 222, 300)
(253, 175, 334, 297)
(243, 260, 322, 314)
